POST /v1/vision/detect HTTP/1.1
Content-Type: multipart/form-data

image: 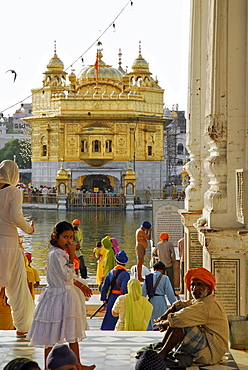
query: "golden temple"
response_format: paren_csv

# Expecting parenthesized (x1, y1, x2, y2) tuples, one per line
(24, 42, 169, 192)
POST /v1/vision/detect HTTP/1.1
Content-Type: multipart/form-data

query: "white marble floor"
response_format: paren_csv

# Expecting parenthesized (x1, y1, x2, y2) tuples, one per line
(0, 317, 248, 370)
(2, 283, 246, 369)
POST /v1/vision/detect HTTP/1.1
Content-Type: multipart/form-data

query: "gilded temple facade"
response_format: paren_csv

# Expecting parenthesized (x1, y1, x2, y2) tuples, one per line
(25, 43, 168, 192)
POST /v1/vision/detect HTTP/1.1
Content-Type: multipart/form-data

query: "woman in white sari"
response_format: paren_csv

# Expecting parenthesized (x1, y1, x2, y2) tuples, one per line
(0, 160, 34, 336)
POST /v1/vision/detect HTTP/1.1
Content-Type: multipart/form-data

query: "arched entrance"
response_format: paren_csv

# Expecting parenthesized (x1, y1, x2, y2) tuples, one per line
(82, 175, 113, 192)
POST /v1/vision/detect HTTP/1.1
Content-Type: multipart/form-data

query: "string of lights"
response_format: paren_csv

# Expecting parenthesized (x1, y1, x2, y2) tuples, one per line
(1, 0, 134, 115)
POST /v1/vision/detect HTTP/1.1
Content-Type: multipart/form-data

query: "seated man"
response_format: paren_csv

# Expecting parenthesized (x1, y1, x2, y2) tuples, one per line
(136, 267, 229, 369)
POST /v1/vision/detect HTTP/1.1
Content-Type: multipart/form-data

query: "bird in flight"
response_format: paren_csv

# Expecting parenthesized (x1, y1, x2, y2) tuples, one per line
(5, 69, 17, 82)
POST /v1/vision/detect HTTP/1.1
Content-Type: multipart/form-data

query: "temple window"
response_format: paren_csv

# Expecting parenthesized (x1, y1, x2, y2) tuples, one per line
(177, 143, 184, 155)
(126, 183, 134, 195)
(148, 145, 152, 156)
(106, 140, 112, 152)
(92, 140, 101, 152)
(81, 140, 88, 153)
(42, 145, 47, 156)
(41, 135, 47, 156)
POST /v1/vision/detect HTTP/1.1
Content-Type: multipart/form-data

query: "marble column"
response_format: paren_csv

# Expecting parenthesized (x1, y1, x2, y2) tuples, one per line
(181, 0, 248, 315)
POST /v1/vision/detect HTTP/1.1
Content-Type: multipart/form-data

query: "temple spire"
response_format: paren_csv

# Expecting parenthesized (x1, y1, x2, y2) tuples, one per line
(118, 48, 125, 74)
(118, 48, 122, 68)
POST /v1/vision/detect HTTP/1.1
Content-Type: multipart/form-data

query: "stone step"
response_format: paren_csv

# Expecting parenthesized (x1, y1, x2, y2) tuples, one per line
(86, 294, 105, 317)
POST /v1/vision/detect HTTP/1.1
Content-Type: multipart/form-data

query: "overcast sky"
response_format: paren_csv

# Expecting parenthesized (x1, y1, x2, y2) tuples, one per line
(0, 0, 190, 117)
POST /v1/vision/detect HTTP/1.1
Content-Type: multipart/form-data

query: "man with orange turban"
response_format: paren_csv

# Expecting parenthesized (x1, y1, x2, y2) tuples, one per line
(137, 267, 229, 368)
(152, 232, 175, 289)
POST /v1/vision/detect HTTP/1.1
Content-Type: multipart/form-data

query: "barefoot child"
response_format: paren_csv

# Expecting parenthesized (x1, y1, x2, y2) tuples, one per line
(28, 221, 95, 370)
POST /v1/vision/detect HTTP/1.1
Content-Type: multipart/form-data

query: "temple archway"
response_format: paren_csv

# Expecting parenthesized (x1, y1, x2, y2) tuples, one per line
(82, 175, 113, 192)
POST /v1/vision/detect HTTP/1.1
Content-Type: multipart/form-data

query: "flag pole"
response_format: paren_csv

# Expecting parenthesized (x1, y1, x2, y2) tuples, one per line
(94, 51, 99, 86)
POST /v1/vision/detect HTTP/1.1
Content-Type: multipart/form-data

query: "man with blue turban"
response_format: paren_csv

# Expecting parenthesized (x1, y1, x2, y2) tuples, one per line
(100, 250, 130, 330)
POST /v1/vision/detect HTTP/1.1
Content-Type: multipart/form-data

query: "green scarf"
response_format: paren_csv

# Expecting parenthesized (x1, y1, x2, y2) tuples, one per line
(101, 237, 115, 277)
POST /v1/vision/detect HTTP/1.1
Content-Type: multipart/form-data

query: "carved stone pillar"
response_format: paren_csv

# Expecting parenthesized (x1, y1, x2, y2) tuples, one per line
(202, 0, 228, 226)
(202, 0, 246, 228)
(185, 0, 209, 212)
(185, 0, 248, 316)
(181, 1, 210, 298)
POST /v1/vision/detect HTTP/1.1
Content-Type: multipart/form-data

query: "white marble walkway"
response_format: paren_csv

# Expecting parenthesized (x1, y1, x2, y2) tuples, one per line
(0, 318, 247, 370)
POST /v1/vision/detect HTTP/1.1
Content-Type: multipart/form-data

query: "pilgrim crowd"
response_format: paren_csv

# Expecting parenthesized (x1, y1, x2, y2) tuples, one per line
(0, 159, 229, 370)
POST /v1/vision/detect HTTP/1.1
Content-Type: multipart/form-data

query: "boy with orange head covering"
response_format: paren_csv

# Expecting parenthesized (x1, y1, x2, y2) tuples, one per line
(160, 232, 169, 241)
(137, 267, 228, 368)
(152, 232, 175, 289)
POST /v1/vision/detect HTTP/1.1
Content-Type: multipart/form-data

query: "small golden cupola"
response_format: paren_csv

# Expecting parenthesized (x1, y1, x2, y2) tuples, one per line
(68, 69, 77, 93)
(43, 41, 67, 90)
(124, 166, 136, 196)
(131, 41, 150, 72)
(129, 41, 160, 89)
(56, 160, 69, 195)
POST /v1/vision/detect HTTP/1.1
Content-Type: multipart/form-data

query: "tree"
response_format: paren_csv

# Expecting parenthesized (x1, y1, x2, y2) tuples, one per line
(0, 139, 31, 168)
(19, 136, 32, 167)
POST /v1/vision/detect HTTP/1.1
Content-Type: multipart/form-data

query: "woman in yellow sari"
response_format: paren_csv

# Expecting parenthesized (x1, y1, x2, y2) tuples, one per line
(93, 241, 107, 288)
(112, 278, 152, 331)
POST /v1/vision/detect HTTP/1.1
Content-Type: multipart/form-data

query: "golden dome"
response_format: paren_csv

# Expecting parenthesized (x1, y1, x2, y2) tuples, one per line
(132, 54, 149, 71)
(77, 50, 123, 83)
(47, 52, 64, 70)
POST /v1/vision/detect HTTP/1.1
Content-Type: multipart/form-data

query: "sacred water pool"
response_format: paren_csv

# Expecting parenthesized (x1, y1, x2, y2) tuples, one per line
(21, 209, 152, 278)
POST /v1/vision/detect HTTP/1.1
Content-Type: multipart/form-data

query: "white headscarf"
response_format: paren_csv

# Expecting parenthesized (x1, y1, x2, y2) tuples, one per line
(0, 160, 19, 186)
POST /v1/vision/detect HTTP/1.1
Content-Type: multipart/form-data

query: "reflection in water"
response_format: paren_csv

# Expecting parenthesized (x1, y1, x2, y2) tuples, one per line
(20, 209, 153, 277)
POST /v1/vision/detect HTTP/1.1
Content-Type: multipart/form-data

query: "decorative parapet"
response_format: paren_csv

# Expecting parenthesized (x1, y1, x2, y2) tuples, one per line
(31, 90, 164, 117)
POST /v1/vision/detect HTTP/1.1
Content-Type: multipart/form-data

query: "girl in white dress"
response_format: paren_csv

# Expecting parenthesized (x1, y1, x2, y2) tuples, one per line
(28, 221, 95, 370)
